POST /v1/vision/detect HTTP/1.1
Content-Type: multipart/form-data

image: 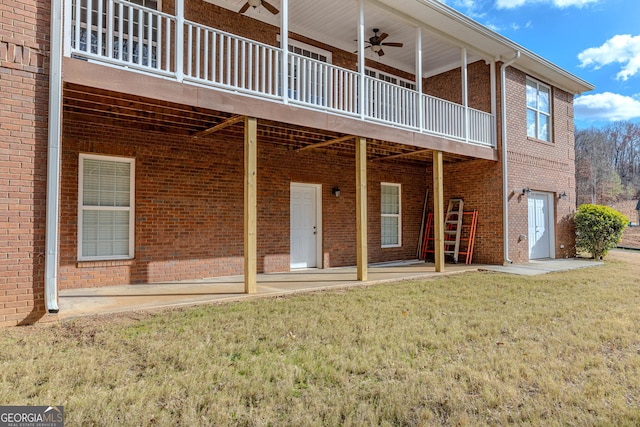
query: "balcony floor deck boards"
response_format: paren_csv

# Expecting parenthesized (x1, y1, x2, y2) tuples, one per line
(62, 57, 497, 163)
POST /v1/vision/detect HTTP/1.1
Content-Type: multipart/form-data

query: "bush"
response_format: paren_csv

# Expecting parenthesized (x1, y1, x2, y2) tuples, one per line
(575, 204, 628, 260)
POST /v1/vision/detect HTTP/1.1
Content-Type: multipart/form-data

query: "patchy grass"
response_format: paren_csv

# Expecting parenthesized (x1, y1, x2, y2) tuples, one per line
(2, 251, 640, 426)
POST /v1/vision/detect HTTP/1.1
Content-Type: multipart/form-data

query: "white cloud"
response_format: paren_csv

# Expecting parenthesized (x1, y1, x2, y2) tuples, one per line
(439, 0, 487, 19)
(574, 92, 640, 122)
(496, 0, 526, 7)
(578, 34, 640, 81)
(496, 0, 599, 9)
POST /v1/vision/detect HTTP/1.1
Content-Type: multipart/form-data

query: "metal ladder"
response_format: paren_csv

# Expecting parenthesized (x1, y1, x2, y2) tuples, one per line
(444, 198, 464, 263)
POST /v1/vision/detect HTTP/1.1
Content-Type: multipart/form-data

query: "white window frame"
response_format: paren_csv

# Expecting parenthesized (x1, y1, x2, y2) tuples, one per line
(365, 68, 416, 90)
(78, 154, 135, 261)
(526, 77, 552, 142)
(278, 37, 333, 64)
(381, 183, 402, 248)
(277, 37, 332, 105)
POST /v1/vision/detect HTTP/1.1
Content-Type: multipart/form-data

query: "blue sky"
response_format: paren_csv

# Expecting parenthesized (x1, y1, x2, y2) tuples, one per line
(440, 0, 640, 129)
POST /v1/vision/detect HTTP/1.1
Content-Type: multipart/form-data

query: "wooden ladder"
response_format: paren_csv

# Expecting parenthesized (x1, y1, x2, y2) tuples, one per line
(421, 206, 478, 265)
(444, 198, 464, 263)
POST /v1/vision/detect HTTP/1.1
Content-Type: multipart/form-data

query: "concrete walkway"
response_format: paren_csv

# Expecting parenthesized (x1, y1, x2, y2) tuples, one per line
(480, 258, 602, 276)
(58, 258, 602, 320)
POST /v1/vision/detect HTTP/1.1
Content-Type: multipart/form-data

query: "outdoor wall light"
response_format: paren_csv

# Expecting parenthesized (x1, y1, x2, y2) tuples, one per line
(521, 187, 531, 195)
(332, 186, 341, 197)
(558, 191, 568, 200)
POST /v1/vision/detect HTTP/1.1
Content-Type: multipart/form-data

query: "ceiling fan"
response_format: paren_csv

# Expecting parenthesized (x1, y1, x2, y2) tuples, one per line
(364, 29, 403, 57)
(239, 0, 279, 15)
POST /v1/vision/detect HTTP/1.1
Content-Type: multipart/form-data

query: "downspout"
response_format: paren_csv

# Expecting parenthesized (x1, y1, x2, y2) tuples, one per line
(500, 51, 520, 265)
(45, 0, 64, 313)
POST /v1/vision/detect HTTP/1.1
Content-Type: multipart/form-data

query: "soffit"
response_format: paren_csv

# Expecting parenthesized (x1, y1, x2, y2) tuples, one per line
(203, 0, 593, 93)
(202, 0, 480, 77)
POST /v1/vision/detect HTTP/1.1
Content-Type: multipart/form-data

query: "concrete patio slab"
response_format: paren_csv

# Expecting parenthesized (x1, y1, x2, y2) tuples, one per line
(479, 258, 603, 276)
(58, 258, 603, 320)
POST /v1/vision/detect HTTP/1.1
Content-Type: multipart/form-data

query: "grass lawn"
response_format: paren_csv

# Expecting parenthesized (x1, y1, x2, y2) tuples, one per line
(2, 250, 640, 426)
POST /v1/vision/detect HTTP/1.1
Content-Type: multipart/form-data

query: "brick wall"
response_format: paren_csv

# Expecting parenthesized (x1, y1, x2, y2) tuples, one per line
(0, 0, 50, 326)
(420, 61, 504, 264)
(0, 0, 581, 324)
(504, 67, 577, 262)
(425, 61, 492, 112)
(59, 118, 428, 289)
(422, 64, 577, 263)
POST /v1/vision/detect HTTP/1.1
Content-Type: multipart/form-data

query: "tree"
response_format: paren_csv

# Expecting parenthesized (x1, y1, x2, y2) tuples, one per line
(575, 128, 619, 204)
(574, 204, 628, 260)
(575, 122, 640, 204)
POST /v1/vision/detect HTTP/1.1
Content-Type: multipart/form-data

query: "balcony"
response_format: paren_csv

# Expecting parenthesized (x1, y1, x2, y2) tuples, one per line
(66, 0, 495, 148)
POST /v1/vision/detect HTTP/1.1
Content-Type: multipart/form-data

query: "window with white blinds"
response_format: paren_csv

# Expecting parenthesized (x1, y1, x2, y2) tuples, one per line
(381, 183, 401, 248)
(78, 154, 135, 260)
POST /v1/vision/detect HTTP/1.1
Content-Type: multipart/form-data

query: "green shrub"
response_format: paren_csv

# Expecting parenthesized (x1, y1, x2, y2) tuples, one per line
(574, 204, 628, 260)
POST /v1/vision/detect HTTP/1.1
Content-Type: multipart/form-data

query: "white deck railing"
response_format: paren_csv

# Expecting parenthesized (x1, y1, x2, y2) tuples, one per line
(70, 0, 175, 74)
(67, 0, 495, 148)
(365, 76, 419, 128)
(184, 22, 282, 98)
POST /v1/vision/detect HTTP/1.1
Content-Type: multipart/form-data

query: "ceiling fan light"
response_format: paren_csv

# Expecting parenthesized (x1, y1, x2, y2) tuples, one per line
(371, 45, 381, 53)
(248, 0, 261, 7)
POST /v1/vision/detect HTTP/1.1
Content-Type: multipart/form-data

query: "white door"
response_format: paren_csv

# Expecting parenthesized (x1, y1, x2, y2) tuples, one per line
(290, 184, 321, 268)
(528, 192, 553, 259)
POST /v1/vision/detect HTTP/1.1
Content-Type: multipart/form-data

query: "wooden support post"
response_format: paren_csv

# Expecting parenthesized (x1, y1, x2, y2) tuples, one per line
(244, 117, 258, 293)
(433, 150, 445, 272)
(356, 136, 368, 281)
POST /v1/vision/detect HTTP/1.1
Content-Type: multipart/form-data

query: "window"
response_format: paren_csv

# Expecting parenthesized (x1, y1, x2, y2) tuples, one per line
(78, 154, 135, 261)
(74, 0, 160, 66)
(288, 43, 330, 63)
(364, 68, 417, 123)
(279, 38, 332, 105)
(526, 78, 552, 142)
(365, 68, 416, 90)
(134, 0, 159, 9)
(381, 183, 401, 248)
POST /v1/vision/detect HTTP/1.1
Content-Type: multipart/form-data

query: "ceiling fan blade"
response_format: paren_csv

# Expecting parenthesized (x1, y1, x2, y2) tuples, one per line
(354, 46, 373, 53)
(381, 42, 403, 48)
(377, 32, 389, 42)
(378, 49, 385, 57)
(239, 2, 250, 13)
(261, 0, 280, 14)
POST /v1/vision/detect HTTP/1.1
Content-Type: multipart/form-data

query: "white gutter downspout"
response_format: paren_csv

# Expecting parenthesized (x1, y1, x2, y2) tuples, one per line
(500, 51, 520, 265)
(45, 0, 64, 313)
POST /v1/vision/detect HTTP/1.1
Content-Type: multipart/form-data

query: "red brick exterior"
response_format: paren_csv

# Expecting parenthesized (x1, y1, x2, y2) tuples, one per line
(0, 0, 51, 326)
(59, 119, 427, 289)
(0, 0, 579, 325)
(503, 67, 577, 262)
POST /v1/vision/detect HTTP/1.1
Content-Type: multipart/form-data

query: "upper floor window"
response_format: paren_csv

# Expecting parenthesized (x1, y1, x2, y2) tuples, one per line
(279, 38, 332, 105)
(526, 78, 552, 142)
(366, 68, 416, 91)
(135, 0, 159, 9)
(78, 154, 135, 261)
(279, 37, 332, 64)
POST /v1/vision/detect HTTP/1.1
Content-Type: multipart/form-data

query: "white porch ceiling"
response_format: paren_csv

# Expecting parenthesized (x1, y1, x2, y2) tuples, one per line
(203, 0, 481, 77)
(202, 0, 593, 93)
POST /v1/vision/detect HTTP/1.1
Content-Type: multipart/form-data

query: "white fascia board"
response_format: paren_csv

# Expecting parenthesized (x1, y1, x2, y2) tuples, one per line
(375, 0, 594, 94)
